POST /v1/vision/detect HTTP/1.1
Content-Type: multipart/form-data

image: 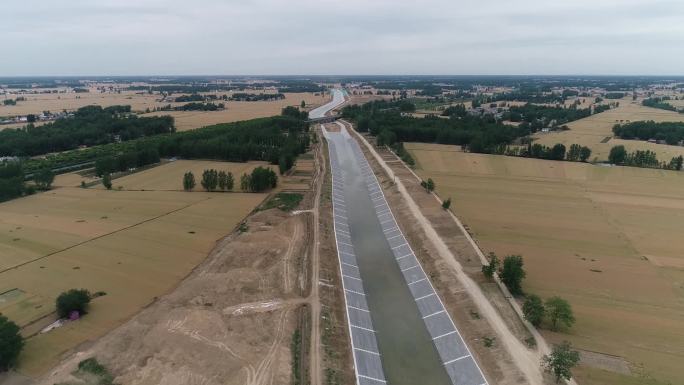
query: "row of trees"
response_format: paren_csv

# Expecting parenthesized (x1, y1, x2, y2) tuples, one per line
(23, 111, 307, 175)
(94, 148, 161, 176)
(1, 111, 309, 204)
(642, 97, 681, 113)
(0, 105, 175, 157)
(613, 120, 684, 145)
(608, 145, 684, 170)
(229, 93, 285, 101)
(481, 253, 579, 382)
(482, 254, 576, 329)
(525, 143, 592, 162)
(173, 94, 208, 102)
(523, 295, 575, 331)
(183, 167, 276, 193)
(183, 169, 234, 191)
(171, 102, 225, 111)
(0, 162, 55, 202)
(343, 100, 530, 154)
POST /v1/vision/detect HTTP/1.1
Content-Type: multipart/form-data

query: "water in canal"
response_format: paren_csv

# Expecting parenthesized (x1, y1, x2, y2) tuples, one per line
(328, 131, 453, 385)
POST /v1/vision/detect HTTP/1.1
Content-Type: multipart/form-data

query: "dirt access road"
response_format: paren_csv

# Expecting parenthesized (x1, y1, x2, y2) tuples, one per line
(308, 129, 325, 385)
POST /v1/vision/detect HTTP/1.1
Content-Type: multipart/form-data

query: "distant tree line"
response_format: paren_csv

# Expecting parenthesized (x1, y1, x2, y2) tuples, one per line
(0, 105, 175, 157)
(604, 92, 625, 99)
(174, 94, 217, 103)
(164, 102, 225, 111)
(277, 84, 325, 93)
(472, 90, 565, 105)
(229, 93, 285, 102)
(128, 85, 238, 93)
(19, 109, 308, 179)
(94, 148, 161, 176)
(441, 104, 467, 118)
(342, 100, 530, 154)
(613, 121, 684, 145)
(502, 104, 595, 131)
(642, 96, 682, 113)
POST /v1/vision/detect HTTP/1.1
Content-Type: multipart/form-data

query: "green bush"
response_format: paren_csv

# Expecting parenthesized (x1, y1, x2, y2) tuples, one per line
(0, 315, 24, 371)
(75, 357, 115, 385)
(56, 289, 91, 318)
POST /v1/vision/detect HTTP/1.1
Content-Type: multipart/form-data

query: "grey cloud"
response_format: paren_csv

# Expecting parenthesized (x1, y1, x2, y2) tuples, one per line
(0, 0, 683, 75)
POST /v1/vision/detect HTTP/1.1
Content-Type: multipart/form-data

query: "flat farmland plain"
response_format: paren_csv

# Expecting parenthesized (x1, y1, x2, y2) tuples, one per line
(406, 143, 684, 385)
(0, 161, 267, 376)
(532, 99, 684, 162)
(1, 90, 326, 131)
(142, 92, 327, 131)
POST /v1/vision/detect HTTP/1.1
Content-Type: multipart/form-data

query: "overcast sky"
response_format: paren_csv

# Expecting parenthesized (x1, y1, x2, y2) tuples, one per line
(2, 0, 683, 76)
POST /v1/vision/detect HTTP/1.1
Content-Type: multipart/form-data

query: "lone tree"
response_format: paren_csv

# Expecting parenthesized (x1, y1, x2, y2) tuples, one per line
(56, 289, 91, 319)
(426, 178, 435, 193)
(300, 100, 306, 108)
(34, 168, 55, 190)
(500, 255, 526, 296)
(225, 171, 234, 191)
(608, 145, 627, 165)
(442, 197, 451, 210)
(201, 169, 218, 191)
(102, 172, 112, 190)
(249, 166, 277, 192)
(523, 294, 545, 327)
(240, 173, 251, 192)
(183, 171, 195, 191)
(545, 296, 575, 331)
(481, 252, 499, 279)
(421, 178, 435, 193)
(0, 315, 24, 371)
(542, 341, 580, 383)
(218, 171, 228, 190)
(579, 146, 592, 162)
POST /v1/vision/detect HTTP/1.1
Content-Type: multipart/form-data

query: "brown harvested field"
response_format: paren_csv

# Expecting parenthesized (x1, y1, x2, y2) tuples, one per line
(92, 160, 274, 191)
(35, 207, 309, 385)
(533, 99, 684, 162)
(0, 90, 162, 116)
(666, 98, 684, 108)
(142, 92, 327, 131)
(1, 90, 326, 132)
(52, 171, 99, 188)
(406, 143, 684, 385)
(0, 162, 267, 376)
